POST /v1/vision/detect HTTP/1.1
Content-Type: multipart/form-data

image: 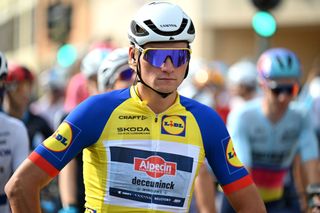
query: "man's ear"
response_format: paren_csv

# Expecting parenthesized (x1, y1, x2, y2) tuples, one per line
(129, 46, 137, 69)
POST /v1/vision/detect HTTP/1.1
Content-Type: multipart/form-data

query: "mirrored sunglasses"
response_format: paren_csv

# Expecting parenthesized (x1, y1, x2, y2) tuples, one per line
(118, 68, 134, 81)
(138, 46, 191, 68)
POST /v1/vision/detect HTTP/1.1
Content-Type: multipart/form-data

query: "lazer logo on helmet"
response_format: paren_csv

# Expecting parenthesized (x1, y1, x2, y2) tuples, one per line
(43, 122, 73, 152)
(160, 24, 178, 28)
(134, 156, 177, 178)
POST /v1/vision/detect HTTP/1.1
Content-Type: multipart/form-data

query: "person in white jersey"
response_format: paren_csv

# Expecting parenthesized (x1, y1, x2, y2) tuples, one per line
(0, 51, 29, 213)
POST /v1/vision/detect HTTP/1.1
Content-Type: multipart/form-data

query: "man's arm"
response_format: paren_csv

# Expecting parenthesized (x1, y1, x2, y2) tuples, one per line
(58, 158, 79, 210)
(5, 158, 53, 213)
(225, 184, 266, 213)
(303, 159, 320, 184)
(193, 163, 216, 213)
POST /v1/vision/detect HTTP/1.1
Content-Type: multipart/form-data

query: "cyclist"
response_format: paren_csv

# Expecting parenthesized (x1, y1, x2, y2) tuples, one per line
(222, 47, 320, 213)
(97, 47, 135, 92)
(5, 2, 266, 213)
(81, 45, 112, 95)
(0, 52, 29, 213)
(226, 59, 259, 111)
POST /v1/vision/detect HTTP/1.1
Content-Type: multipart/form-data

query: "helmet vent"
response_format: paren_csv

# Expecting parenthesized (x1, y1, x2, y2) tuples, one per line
(287, 55, 292, 69)
(276, 55, 285, 70)
(187, 21, 195, 34)
(144, 18, 188, 36)
(131, 21, 149, 36)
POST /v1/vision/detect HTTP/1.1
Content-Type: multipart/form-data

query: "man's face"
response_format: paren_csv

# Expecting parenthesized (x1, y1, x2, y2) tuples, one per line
(137, 42, 190, 94)
(262, 78, 298, 112)
(7, 80, 32, 109)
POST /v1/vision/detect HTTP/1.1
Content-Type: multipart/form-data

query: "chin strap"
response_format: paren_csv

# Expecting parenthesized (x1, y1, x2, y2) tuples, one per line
(0, 86, 5, 105)
(136, 53, 173, 99)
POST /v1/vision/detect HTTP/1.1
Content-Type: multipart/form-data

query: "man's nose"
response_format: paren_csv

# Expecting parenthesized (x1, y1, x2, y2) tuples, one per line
(160, 56, 174, 73)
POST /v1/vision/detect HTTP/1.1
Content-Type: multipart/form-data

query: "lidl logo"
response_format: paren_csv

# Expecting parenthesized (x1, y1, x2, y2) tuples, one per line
(134, 156, 177, 178)
(225, 139, 243, 168)
(43, 122, 73, 152)
(161, 115, 186, 136)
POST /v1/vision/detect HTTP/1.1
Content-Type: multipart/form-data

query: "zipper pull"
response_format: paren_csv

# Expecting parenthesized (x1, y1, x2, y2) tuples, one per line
(155, 114, 158, 123)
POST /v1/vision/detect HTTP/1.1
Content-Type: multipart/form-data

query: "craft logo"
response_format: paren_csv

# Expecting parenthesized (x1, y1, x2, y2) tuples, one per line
(134, 156, 177, 178)
(225, 139, 243, 168)
(161, 115, 186, 136)
(118, 115, 148, 120)
(43, 122, 72, 152)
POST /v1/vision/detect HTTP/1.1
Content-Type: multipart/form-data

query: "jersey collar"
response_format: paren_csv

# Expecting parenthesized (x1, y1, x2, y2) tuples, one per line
(130, 85, 181, 110)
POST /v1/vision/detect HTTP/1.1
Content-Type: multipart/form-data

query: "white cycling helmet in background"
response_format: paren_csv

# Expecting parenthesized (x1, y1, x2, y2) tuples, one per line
(0, 51, 8, 78)
(81, 47, 111, 79)
(128, 2, 195, 46)
(227, 59, 257, 88)
(98, 48, 131, 92)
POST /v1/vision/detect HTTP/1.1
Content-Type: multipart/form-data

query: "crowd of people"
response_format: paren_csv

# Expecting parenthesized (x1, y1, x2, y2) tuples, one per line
(1, 1, 320, 213)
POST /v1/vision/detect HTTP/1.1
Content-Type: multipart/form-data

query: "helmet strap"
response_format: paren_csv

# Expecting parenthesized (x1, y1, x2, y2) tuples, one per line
(0, 86, 5, 105)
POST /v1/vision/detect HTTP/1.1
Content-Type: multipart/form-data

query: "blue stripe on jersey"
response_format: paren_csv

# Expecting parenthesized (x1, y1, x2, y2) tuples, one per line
(180, 96, 249, 186)
(110, 146, 194, 172)
(35, 88, 130, 170)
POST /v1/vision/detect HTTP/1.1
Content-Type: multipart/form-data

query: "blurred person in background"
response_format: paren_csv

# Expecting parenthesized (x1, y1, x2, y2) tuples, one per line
(97, 47, 134, 92)
(296, 55, 320, 141)
(63, 72, 89, 115)
(30, 66, 67, 130)
(0, 52, 29, 213)
(3, 63, 60, 213)
(80, 43, 112, 96)
(295, 55, 320, 212)
(221, 47, 320, 213)
(226, 59, 259, 111)
(58, 44, 114, 213)
(3, 63, 53, 150)
(179, 59, 230, 123)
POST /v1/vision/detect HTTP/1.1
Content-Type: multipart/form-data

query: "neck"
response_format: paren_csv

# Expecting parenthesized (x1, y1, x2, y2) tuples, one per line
(3, 97, 25, 119)
(262, 98, 286, 123)
(136, 83, 177, 114)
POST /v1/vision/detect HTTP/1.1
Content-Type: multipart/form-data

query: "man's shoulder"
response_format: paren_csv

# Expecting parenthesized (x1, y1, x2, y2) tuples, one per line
(179, 94, 213, 111)
(84, 88, 130, 108)
(0, 111, 27, 131)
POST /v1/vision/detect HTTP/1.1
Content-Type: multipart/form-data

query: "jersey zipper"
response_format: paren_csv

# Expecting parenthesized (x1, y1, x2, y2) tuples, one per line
(155, 114, 158, 123)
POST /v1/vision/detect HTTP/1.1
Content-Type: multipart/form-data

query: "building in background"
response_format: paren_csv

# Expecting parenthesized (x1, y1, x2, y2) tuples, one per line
(0, 0, 319, 82)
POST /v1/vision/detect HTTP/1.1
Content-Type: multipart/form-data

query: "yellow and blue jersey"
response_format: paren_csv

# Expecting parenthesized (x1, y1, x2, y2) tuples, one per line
(29, 86, 252, 213)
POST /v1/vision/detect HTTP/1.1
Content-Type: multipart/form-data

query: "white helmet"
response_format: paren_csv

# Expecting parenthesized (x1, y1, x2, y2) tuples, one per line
(81, 47, 111, 79)
(227, 60, 257, 88)
(128, 1, 195, 46)
(98, 48, 131, 92)
(0, 51, 8, 78)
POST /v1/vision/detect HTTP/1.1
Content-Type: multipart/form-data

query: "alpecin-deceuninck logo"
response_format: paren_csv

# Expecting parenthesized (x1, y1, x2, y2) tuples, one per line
(134, 155, 177, 178)
(161, 115, 186, 137)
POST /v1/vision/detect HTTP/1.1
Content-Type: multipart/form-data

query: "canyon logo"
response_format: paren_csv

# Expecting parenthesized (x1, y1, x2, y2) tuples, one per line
(134, 156, 177, 178)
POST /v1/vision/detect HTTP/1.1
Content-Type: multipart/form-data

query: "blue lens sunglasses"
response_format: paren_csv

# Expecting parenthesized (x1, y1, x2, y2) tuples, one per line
(137, 45, 192, 68)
